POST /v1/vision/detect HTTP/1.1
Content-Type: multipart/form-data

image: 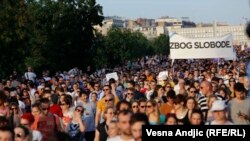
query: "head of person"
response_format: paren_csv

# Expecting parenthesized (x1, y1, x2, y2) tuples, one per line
(126, 88, 135, 101)
(200, 81, 212, 97)
(130, 113, 149, 141)
(234, 82, 246, 100)
(116, 100, 131, 114)
(107, 120, 118, 138)
(74, 105, 84, 117)
(145, 100, 157, 115)
(210, 100, 227, 122)
(104, 94, 115, 107)
(103, 106, 115, 121)
(0, 116, 9, 128)
(186, 97, 197, 110)
(39, 98, 51, 116)
(59, 97, 72, 112)
(166, 90, 176, 104)
(103, 84, 111, 96)
(117, 110, 132, 136)
(0, 90, 7, 105)
(164, 113, 178, 125)
(14, 125, 31, 141)
(131, 100, 139, 114)
(80, 91, 88, 102)
(91, 92, 97, 102)
(207, 95, 218, 109)
(173, 94, 186, 110)
(138, 98, 147, 114)
(31, 103, 41, 117)
(127, 80, 135, 89)
(10, 102, 19, 115)
(43, 90, 52, 101)
(0, 126, 14, 141)
(20, 113, 34, 128)
(190, 110, 204, 125)
(188, 86, 197, 98)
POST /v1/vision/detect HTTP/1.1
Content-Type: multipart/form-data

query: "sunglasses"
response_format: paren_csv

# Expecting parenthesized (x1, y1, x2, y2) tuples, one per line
(103, 89, 110, 91)
(132, 105, 138, 108)
(105, 99, 113, 102)
(140, 106, 146, 108)
(146, 105, 152, 108)
(190, 91, 196, 93)
(42, 107, 50, 111)
(21, 123, 29, 126)
(60, 103, 66, 106)
(127, 93, 134, 95)
(75, 109, 83, 113)
(15, 133, 23, 138)
(11, 107, 18, 110)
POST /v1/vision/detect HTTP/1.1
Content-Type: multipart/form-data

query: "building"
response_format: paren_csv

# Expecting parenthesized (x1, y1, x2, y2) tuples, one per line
(94, 16, 125, 35)
(169, 22, 249, 45)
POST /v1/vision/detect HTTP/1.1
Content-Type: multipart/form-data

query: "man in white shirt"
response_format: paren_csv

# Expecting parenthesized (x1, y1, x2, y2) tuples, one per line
(24, 67, 36, 82)
(107, 110, 135, 141)
(207, 100, 233, 125)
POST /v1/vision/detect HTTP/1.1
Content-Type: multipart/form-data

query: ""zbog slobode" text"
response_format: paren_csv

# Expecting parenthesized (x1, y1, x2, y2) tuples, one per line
(170, 41, 231, 49)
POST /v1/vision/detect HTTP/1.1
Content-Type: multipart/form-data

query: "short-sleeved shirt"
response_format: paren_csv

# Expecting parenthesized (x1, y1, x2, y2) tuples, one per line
(97, 96, 119, 112)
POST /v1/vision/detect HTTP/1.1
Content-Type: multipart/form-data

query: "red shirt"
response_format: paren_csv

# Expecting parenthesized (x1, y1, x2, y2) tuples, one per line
(50, 104, 63, 117)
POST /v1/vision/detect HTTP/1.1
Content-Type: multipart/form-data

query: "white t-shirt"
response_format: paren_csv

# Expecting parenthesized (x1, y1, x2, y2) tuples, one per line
(25, 72, 37, 82)
(107, 136, 135, 141)
(206, 120, 233, 125)
(32, 130, 42, 141)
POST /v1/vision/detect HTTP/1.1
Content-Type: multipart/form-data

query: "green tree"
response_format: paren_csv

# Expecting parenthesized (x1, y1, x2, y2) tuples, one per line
(26, 0, 104, 73)
(103, 28, 151, 67)
(0, 0, 29, 78)
(151, 34, 170, 56)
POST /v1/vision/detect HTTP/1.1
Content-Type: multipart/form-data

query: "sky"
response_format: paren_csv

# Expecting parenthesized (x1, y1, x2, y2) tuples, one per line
(96, 0, 250, 25)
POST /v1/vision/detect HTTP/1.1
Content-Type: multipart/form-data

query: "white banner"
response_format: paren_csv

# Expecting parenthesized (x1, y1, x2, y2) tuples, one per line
(170, 34, 236, 59)
(106, 72, 119, 81)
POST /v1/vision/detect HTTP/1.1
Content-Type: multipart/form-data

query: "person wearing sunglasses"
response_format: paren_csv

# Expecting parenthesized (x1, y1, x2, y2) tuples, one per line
(20, 113, 42, 141)
(131, 101, 139, 114)
(125, 88, 135, 103)
(94, 106, 115, 141)
(14, 125, 32, 141)
(60, 97, 73, 131)
(76, 91, 96, 141)
(95, 85, 118, 127)
(66, 105, 86, 141)
(35, 98, 62, 141)
(10, 102, 21, 128)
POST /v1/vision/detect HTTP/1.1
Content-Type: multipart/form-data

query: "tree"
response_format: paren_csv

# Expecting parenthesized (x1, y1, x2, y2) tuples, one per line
(151, 34, 170, 56)
(25, 0, 104, 73)
(0, 0, 29, 78)
(102, 28, 151, 68)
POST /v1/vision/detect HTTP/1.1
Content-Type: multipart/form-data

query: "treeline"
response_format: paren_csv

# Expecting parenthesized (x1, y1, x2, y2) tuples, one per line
(0, 0, 169, 78)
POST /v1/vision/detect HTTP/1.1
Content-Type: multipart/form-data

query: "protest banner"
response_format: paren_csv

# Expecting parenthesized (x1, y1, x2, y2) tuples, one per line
(170, 34, 236, 59)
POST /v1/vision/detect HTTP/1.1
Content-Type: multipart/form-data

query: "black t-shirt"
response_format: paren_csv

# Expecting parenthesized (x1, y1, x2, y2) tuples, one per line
(96, 122, 108, 141)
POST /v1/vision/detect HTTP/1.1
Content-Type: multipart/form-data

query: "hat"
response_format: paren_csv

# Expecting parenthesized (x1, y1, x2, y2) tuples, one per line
(21, 113, 34, 123)
(37, 85, 44, 90)
(210, 100, 227, 112)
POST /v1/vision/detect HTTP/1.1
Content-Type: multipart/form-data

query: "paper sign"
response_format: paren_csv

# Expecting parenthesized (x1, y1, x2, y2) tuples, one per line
(106, 72, 119, 81)
(158, 71, 168, 80)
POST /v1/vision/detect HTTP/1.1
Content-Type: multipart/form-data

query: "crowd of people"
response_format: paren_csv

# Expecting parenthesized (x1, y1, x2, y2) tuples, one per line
(0, 45, 249, 141)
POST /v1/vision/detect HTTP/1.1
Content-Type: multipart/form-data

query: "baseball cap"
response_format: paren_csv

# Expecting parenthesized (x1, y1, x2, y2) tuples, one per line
(210, 100, 227, 112)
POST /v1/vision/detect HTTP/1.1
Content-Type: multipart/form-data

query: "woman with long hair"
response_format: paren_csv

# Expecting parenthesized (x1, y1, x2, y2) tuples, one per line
(171, 95, 189, 125)
(146, 100, 161, 125)
(94, 107, 116, 141)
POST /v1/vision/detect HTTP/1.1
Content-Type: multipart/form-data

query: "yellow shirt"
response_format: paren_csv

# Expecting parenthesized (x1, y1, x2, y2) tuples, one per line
(97, 96, 119, 112)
